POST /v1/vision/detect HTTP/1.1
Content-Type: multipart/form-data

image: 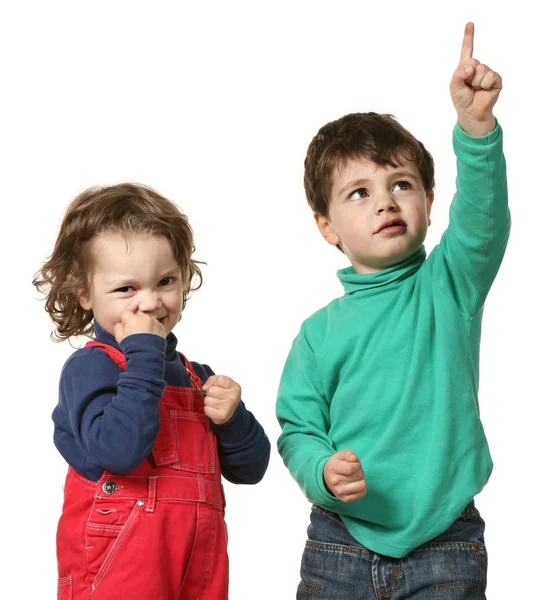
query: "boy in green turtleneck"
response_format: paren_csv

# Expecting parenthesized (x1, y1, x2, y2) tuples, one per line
(276, 23, 509, 598)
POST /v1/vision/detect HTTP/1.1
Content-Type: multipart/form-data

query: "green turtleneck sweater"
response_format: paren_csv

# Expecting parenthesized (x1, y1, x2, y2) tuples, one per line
(276, 123, 510, 558)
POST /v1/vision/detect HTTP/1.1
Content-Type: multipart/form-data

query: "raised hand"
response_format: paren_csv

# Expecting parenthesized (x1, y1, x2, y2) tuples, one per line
(323, 450, 367, 503)
(114, 310, 166, 344)
(202, 375, 242, 425)
(450, 22, 502, 136)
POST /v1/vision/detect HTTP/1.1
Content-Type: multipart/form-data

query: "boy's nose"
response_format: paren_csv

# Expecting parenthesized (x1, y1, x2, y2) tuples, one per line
(375, 192, 398, 214)
(137, 290, 161, 313)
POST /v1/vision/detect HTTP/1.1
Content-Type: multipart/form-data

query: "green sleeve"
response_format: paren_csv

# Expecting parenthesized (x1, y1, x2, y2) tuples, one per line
(276, 330, 343, 510)
(432, 122, 510, 317)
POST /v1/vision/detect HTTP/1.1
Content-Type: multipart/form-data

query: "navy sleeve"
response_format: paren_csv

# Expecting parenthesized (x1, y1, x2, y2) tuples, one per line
(58, 334, 166, 474)
(193, 363, 271, 485)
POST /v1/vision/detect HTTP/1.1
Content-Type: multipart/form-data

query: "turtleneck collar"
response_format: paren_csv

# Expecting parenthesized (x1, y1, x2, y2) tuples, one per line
(93, 321, 179, 361)
(337, 246, 426, 295)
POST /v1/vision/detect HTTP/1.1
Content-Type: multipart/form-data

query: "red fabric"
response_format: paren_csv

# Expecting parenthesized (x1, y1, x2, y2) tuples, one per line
(57, 342, 228, 599)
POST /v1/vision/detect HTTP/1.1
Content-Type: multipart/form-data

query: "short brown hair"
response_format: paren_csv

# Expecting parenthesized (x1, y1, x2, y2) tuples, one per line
(33, 183, 203, 341)
(304, 112, 435, 217)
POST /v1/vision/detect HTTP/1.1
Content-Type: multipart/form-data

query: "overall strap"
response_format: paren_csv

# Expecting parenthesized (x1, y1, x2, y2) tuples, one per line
(179, 352, 206, 391)
(85, 341, 127, 371)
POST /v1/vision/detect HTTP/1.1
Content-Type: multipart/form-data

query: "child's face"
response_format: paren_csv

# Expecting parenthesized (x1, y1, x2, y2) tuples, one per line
(78, 232, 184, 339)
(315, 156, 434, 274)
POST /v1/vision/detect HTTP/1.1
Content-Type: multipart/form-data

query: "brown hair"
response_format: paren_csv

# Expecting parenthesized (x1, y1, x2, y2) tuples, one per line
(304, 112, 435, 218)
(33, 183, 203, 341)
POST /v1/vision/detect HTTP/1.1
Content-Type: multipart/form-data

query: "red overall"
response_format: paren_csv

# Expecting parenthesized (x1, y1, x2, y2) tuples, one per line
(56, 342, 229, 600)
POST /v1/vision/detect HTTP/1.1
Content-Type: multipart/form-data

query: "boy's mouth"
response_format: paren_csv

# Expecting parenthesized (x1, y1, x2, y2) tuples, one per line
(376, 218, 407, 234)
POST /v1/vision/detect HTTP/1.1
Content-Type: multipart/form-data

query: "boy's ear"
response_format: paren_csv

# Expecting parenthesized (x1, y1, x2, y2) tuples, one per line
(314, 213, 340, 247)
(426, 191, 435, 226)
(77, 289, 92, 310)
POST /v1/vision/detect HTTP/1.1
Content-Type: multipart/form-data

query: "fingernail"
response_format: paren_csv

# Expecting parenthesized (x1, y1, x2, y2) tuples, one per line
(464, 67, 473, 75)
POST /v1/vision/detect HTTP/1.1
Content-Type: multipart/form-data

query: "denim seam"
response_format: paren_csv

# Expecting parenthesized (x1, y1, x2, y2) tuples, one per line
(299, 580, 324, 594)
(436, 582, 481, 592)
(300, 543, 324, 595)
(312, 505, 342, 525)
(418, 541, 486, 552)
(306, 540, 371, 557)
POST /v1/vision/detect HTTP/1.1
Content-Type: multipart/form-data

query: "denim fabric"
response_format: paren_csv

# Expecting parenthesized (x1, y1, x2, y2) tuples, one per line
(298, 502, 487, 599)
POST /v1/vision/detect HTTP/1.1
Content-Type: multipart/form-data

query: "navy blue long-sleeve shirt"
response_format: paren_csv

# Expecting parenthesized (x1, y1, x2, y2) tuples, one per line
(52, 322, 270, 484)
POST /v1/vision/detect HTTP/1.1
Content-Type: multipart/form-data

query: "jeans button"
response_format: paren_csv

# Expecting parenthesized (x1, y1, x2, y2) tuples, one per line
(470, 543, 480, 552)
(102, 480, 118, 495)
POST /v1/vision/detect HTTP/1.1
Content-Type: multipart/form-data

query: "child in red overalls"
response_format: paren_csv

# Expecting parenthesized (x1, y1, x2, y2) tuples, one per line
(34, 183, 271, 599)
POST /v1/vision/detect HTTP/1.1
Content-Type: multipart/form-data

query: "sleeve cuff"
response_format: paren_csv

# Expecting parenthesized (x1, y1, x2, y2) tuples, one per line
(454, 119, 501, 145)
(212, 401, 249, 442)
(120, 333, 166, 354)
(314, 455, 340, 504)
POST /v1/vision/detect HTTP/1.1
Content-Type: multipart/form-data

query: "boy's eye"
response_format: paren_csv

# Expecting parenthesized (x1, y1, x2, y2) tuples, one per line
(115, 286, 135, 293)
(158, 277, 175, 287)
(393, 181, 411, 191)
(349, 188, 368, 201)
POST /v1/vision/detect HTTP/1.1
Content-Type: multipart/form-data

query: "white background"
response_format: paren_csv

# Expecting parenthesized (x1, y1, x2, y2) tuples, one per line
(1, 1, 535, 598)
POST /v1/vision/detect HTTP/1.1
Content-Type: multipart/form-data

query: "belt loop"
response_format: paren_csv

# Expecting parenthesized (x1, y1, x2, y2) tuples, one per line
(145, 477, 157, 513)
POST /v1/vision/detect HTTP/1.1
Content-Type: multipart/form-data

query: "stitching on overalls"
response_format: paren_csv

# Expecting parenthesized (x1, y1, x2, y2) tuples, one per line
(90, 501, 143, 594)
(178, 502, 200, 597)
(199, 502, 217, 596)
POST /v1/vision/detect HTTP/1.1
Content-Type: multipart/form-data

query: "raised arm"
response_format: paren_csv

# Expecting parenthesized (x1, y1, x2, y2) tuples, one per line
(431, 23, 510, 317)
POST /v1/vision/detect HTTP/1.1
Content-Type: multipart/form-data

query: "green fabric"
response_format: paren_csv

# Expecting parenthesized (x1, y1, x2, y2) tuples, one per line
(276, 123, 510, 558)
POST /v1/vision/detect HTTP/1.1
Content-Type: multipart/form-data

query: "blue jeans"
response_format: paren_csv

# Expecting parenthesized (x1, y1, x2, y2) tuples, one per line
(298, 502, 487, 599)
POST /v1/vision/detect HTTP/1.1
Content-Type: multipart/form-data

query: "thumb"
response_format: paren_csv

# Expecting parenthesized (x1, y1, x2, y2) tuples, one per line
(334, 450, 359, 463)
(203, 375, 217, 391)
(451, 64, 474, 90)
(114, 321, 124, 341)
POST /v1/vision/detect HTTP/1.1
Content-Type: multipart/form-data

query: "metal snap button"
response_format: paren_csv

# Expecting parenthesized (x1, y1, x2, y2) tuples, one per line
(102, 481, 118, 495)
(470, 543, 480, 552)
(137, 500, 144, 507)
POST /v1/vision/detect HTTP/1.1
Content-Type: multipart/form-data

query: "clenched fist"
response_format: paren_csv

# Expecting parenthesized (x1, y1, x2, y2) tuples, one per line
(323, 450, 367, 503)
(114, 310, 166, 344)
(202, 375, 241, 425)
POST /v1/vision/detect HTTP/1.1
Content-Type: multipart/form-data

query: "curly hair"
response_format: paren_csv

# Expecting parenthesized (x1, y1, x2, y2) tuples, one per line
(304, 112, 435, 218)
(33, 183, 203, 341)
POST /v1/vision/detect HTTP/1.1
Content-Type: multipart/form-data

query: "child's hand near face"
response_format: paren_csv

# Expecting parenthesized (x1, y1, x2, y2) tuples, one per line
(114, 310, 166, 344)
(323, 450, 367, 503)
(202, 376, 242, 425)
(450, 22, 502, 137)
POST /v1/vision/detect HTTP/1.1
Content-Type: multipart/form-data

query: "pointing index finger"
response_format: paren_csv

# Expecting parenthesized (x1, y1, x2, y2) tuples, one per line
(460, 22, 474, 62)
